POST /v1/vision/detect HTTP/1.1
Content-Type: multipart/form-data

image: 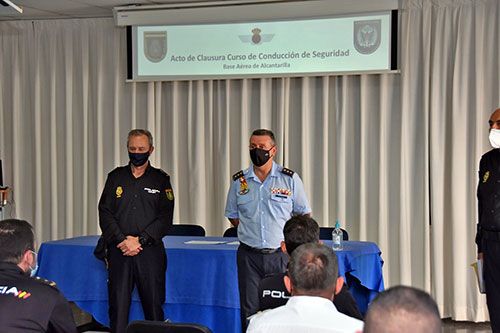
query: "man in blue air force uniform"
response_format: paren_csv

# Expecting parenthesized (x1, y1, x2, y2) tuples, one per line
(225, 129, 311, 331)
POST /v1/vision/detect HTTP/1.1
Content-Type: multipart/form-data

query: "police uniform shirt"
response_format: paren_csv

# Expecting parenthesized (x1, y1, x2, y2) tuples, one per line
(258, 272, 363, 320)
(478, 149, 500, 230)
(0, 262, 77, 333)
(225, 162, 311, 249)
(99, 163, 175, 245)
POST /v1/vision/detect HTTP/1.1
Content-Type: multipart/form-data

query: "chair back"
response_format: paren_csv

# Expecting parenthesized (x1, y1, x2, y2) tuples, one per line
(223, 226, 238, 237)
(319, 227, 349, 241)
(126, 320, 212, 333)
(167, 224, 206, 237)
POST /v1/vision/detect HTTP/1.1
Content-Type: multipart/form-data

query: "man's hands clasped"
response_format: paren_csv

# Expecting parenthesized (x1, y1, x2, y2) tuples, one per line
(117, 236, 143, 256)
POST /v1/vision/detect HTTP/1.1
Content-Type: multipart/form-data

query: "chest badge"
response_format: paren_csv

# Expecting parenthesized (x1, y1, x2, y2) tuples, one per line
(165, 188, 174, 201)
(239, 177, 249, 195)
(271, 187, 292, 197)
(116, 186, 123, 198)
(483, 171, 490, 183)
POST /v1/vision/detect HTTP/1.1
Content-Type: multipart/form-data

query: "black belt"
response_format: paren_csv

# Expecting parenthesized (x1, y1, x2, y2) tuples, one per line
(482, 229, 500, 241)
(240, 242, 280, 254)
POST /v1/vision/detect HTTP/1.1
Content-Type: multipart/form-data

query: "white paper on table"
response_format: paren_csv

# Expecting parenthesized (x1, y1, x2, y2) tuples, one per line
(226, 241, 240, 245)
(184, 240, 226, 245)
(471, 259, 486, 294)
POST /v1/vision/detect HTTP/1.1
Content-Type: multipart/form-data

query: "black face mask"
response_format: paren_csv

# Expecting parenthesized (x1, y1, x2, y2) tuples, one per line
(250, 147, 273, 167)
(129, 152, 150, 167)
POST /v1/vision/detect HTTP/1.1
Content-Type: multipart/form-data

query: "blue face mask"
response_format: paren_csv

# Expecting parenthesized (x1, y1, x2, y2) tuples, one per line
(128, 152, 150, 167)
(29, 250, 38, 277)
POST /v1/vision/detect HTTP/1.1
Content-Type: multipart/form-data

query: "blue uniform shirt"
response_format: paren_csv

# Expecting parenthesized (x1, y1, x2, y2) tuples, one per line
(225, 161, 311, 249)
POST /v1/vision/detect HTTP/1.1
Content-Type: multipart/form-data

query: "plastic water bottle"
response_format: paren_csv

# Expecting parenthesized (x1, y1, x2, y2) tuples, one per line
(332, 220, 343, 251)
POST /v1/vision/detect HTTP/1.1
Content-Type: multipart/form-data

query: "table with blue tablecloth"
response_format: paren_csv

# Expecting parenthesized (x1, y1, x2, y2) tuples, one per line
(37, 236, 384, 333)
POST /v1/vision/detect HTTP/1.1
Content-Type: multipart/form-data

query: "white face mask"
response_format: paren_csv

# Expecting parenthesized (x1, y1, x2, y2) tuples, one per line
(489, 129, 500, 148)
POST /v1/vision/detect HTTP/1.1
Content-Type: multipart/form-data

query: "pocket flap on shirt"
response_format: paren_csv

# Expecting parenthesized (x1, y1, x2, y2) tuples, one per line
(270, 194, 292, 203)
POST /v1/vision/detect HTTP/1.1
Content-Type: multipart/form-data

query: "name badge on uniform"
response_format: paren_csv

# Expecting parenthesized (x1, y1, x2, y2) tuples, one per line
(144, 187, 160, 194)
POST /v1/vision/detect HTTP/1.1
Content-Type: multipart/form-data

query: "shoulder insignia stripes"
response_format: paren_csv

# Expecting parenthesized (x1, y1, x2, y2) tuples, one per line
(34, 277, 58, 289)
(232, 170, 244, 181)
(281, 168, 295, 177)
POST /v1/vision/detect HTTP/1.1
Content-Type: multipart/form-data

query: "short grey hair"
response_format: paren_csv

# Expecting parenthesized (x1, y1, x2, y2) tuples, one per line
(288, 243, 338, 293)
(127, 129, 153, 147)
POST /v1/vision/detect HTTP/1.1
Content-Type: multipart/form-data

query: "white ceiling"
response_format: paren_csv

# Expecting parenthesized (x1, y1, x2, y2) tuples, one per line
(0, 0, 241, 21)
(0, 0, 401, 22)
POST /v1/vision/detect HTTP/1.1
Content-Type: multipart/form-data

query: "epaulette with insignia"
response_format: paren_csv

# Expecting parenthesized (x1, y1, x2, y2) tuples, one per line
(281, 168, 295, 177)
(34, 276, 58, 289)
(232, 170, 244, 181)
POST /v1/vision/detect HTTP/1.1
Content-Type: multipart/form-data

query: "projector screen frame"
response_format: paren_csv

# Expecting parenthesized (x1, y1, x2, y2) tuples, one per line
(126, 10, 399, 82)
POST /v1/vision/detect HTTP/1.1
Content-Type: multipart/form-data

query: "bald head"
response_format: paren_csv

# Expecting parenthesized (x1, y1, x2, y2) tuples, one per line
(488, 108, 500, 130)
(364, 286, 441, 333)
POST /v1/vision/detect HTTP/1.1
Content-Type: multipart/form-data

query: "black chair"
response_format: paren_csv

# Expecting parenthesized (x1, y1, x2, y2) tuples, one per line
(319, 227, 349, 241)
(126, 320, 212, 333)
(167, 224, 206, 237)
(222, 226, 237, 237)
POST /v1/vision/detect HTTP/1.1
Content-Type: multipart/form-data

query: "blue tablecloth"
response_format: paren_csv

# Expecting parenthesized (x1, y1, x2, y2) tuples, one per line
(37, 236, 384, 333)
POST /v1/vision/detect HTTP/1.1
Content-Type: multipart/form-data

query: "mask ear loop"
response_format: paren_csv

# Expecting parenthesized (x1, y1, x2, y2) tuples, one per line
(266, 145, 276, 158)
(29, 250, 38, 276)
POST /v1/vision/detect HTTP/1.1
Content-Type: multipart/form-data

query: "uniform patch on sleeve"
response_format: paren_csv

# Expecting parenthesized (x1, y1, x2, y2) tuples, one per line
(165, 188, 174, 200)
(483, 171, 490, 183)
(239, 177, 249, 195)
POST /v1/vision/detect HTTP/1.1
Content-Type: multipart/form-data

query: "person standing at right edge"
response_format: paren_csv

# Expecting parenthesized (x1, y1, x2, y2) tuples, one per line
(476, 107, 500, 333)
(225, 129, 311, 331)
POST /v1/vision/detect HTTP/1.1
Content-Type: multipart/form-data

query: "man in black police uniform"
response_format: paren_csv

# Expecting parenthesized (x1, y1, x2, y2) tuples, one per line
(258, 215, 362, 319)
(98, 129, 174, 333)
(476, 107, 500, 333)
(0, 219, 77, 333)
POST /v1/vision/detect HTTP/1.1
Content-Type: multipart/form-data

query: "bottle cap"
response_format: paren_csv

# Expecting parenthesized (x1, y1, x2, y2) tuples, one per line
(335, 219, 340, 229)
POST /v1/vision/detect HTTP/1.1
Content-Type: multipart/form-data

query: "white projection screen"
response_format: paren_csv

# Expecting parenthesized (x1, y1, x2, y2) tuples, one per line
(127, 10, 398, 81)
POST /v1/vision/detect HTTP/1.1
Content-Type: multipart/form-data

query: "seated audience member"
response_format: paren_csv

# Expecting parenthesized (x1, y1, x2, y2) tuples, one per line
(0, 219, 77, 333)
(248, 242, 364, 333)
(364, 285, 441, 333)
(258, 215, 362, 319)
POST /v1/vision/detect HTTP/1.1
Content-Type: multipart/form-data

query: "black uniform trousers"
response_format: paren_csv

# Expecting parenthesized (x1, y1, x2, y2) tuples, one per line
(483, 238, 500, 333)
(237, 243, 287, 332)
(107, 243, 166, 333)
